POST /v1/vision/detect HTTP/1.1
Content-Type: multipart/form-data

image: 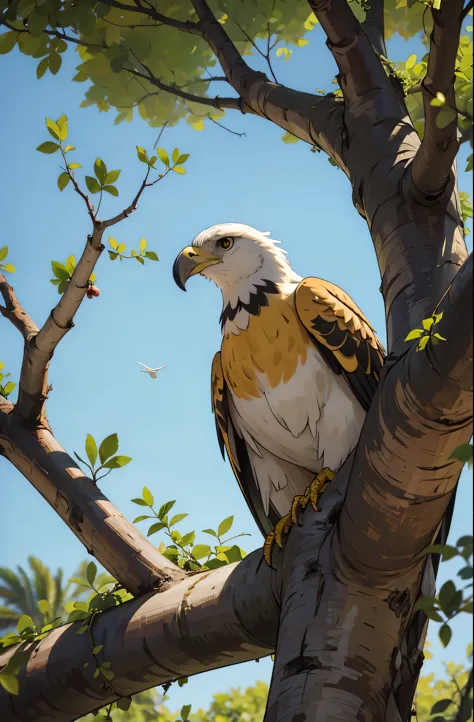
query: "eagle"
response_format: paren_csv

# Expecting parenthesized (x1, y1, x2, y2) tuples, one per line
(173, 223, 385, 563)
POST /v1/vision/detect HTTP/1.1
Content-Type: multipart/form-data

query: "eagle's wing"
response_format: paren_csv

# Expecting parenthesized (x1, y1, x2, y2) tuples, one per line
(295, 278, 385, 411)
(211, 352, 279, 537)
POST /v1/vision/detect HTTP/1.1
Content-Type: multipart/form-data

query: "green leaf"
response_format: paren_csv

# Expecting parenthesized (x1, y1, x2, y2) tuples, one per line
(224, 545, 245, 563)
(2, 381, 16, 396)
(92, 645, 104, 655)
(116, 697, 132, 711)
(144, 251, 159, 261)
(85, 176, 101, 194)
(431, 699, 453, 714)
(147, 522, 166, 536)
(65, 256, 76, 274)
(1, 264, 15, 274)
(94, 158, 107, 185)
(405, 328, 424, 341)
(176, 153, 190, 165)
(136, 146, 149, 163)
(64, 145, 76, 153)
(202, 528, 217, 537)
(68, 163, 83, 170)
(430, 92, 446, 107)
(0, 32, 18, 56)
(103, 185, 119, 196)
(37, 599, 51, 616)
(172, 166, 186, 175)
(85, 434, 98, 468)
(57, 279, 69, 295)
(131, 498, 149, 506)
(181, 704, 192, 721)
(102, 455, 132, 469)
(51, 261, 70, 281)
(157, 148, 170, 166)
(0, 246, 7, 262)
(101, 667, 115, 681)
(425, 543, 460, 560)
(458, 565, 473, 579)
(132, 515, 153, 523)
(109, 237, 118, 250)
(135, 255, 145, 265)
(57, 172, 70, 192)
(218, 516, 234, 537)
(142, 487, 155, 507)
(139, 237, 147, 252)
(422, 317, 434, 331)
(158, 500, 175, 519)
(436, 107, 457, 129)
(450, 444, 473, 467)
(17, 615, 34, 633)
(405, 53, 417, 69)
(172, 148, 180, 163)
(169, 513, 188, 527)
(86, 561, 97, 587)
(117, 243, 126, 254)
(192, 544, 212, 560)
(48, 52, 61, 75)
(417, 336, 430, 351)
(37, 141, 60, 154)
(180, 532, 196, 547)
(99, 433, 119, 464)
(36, 57, 49, 79)
(105, 169, 121, 184)
(439, 623, 452, 647)
(45, 118, 61, 140)
(0, 674, 19, 695)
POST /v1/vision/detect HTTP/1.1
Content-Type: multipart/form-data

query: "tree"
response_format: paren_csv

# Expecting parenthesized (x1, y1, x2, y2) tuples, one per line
(0, 0, 472, 721)
(0, 556, 87, 631)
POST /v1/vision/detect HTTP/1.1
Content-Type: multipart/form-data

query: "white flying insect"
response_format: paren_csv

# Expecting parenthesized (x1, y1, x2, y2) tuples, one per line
(135, 361, 167, 379)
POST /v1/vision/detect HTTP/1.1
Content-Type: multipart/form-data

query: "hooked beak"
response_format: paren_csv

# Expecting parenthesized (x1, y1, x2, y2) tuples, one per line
(173, 246, 221, 291)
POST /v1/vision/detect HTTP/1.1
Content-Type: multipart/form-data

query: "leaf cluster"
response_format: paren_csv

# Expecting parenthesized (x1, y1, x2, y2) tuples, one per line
(0, 361, 16, 399)
(74, 433, 132, 483)
(0, 245, 16, 275)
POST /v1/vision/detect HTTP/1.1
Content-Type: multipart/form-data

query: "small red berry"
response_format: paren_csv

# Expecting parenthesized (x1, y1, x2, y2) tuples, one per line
(89, 285, 100, 298)
(86, 290, 93, 299)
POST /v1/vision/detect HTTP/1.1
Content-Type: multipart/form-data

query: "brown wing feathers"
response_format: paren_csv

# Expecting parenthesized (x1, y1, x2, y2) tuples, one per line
(295, 278, 385, 412)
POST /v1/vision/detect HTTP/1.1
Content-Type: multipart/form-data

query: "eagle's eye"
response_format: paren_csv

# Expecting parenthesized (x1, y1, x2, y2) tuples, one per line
(218, 237, 234, 251)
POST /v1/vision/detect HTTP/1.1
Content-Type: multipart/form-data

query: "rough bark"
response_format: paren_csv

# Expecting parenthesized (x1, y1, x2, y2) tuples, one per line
(0, 552, 278, 721)
(0, 0, 472, 720)
(0, 397, 185, 595)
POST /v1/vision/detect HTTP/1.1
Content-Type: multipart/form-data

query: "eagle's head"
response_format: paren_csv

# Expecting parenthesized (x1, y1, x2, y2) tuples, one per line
(173, 223, 298, 301)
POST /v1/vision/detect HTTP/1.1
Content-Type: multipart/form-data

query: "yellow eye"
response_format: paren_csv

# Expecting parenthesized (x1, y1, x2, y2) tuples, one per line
(218, 237, 234, 250)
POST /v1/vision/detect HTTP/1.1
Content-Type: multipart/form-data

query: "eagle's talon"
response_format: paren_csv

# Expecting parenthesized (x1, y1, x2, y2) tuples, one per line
(263, 531, 275, 565)
(291, 494, 308, 523)
(274, 514, 292, 547)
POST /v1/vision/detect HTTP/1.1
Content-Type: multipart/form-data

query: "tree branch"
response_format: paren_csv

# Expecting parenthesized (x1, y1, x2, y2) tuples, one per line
(307, 0, 393, 105)
(122, 65, 244, 112)
(0, 274, 38, 341)
(14, 226, 106, 425)
(454, 667, 474, 722)
(361, 0, 387, 57)
(0, 397, 185, 595)
(98, 0, 199, 33)
(461, 0, 473, 21)
(0, 552, 278, 721)
(410, 0, 465, 197)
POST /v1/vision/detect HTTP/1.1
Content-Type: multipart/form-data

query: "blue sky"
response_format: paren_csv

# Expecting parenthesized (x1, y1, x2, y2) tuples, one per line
(0, 19, 472, 715)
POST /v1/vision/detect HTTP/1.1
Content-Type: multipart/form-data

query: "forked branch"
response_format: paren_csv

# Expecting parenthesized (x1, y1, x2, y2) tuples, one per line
(0, 274, 38, 341)
(410, 0, 465, 197)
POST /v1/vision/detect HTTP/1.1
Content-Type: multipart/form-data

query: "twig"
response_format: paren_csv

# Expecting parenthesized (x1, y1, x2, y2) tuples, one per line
(461, 0, 473, 21)
(122, 65, 243, 112)
(234, 20, 279, 84)
(209, 116, 246, 137)
(60, 148, 97, 224)
(0, 274, 39, 340)
(410, 0, 465, 197)
(98, 0, 199, 33)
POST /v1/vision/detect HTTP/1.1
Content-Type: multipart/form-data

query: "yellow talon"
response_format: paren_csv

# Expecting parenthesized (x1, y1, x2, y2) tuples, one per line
(274, 514, 292, 547)
(291, 494, 308, 523)
(262, 468, 335, 566)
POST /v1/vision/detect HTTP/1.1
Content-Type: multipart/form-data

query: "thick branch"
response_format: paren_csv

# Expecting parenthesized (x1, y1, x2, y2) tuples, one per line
(14, 226, 105, 424)
(307, 0, 392, 105)
(336, 254, 472, 583)
(0, 274, 38, 340)
(0, 398, 185, 594)
(361, 0, 387, 57)
(0, 552, 278, 721)
(410, 0, 465, 197)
